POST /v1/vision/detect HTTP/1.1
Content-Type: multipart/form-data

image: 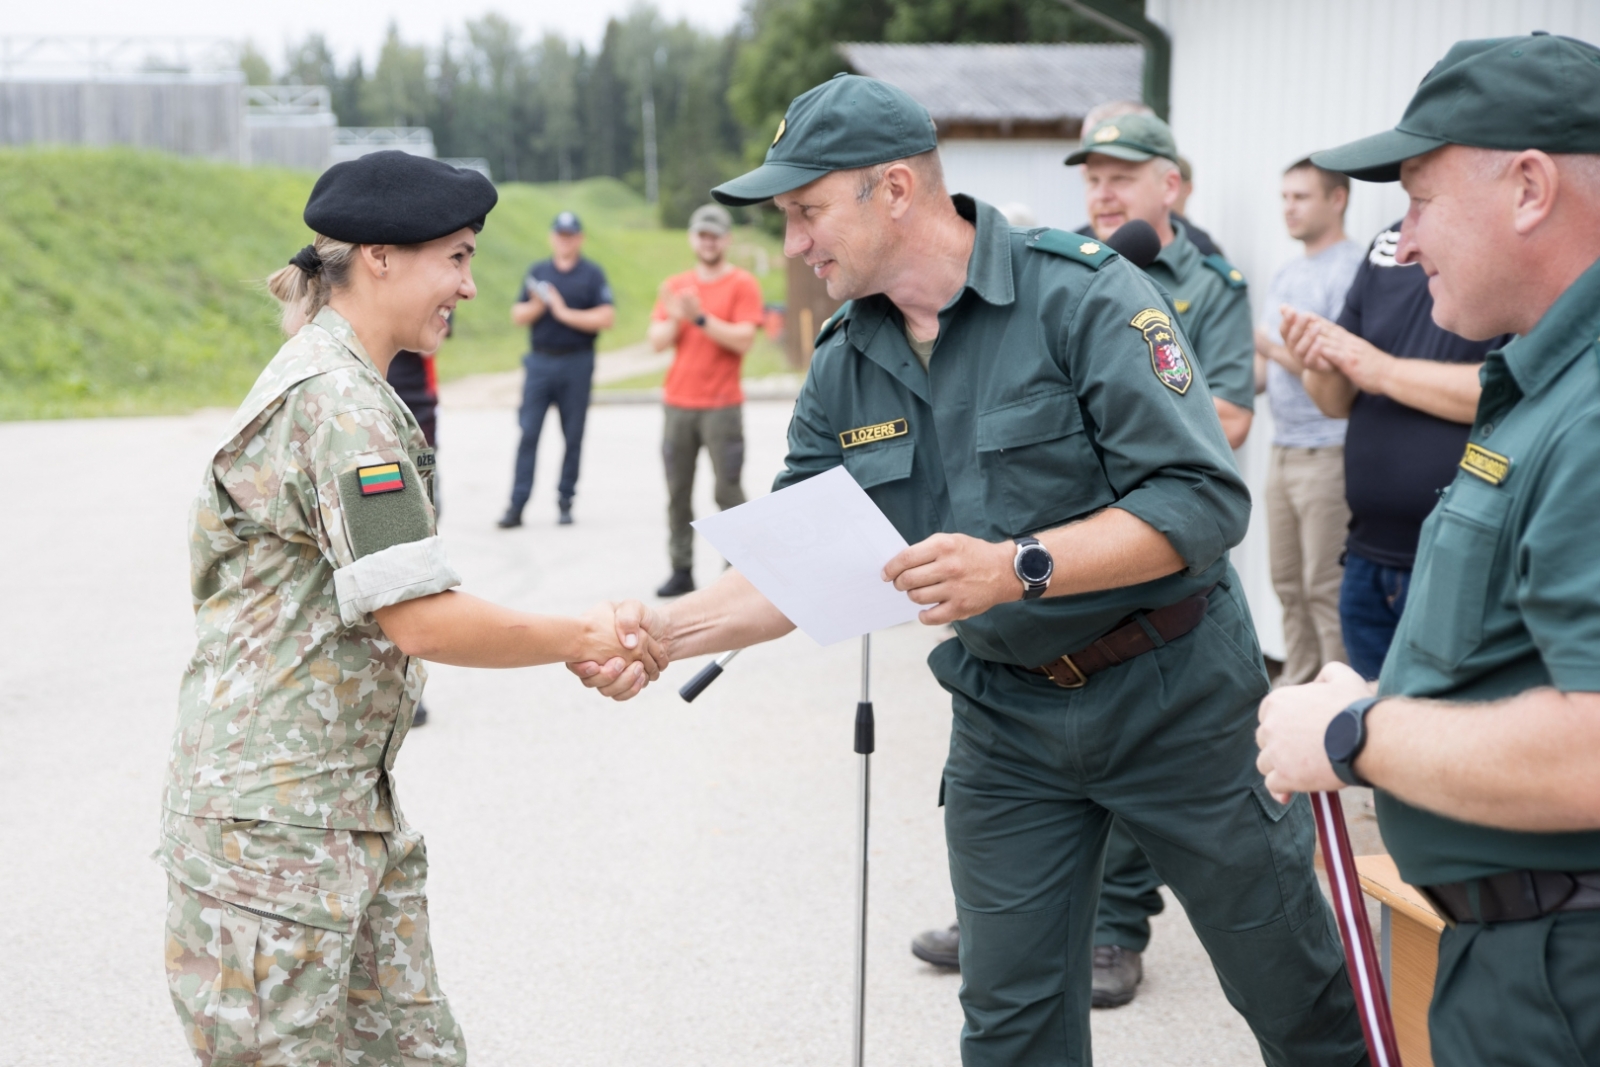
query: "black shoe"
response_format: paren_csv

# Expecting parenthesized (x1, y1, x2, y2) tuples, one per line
(496, 509, 523, 529)
(655, 569, 696, 597)
(911, 923, 960, 970)
(411, 704, 429, 727)
(1091, 945, 1142, 1008)
(558, 500, 574, 525)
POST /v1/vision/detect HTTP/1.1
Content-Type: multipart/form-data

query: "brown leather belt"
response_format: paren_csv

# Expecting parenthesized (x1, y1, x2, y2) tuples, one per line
(1031, 587, 1215, 688)
(1421, 869, 1600, 927)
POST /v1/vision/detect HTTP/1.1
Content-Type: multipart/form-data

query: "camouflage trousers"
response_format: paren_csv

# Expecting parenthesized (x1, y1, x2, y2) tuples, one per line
(159, 812, 467, 1066)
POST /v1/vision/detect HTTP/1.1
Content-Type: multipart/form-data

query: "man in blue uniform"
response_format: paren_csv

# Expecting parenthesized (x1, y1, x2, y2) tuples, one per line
(1258, 33, 1600, 1067)
(583, 74, 1366, 1067)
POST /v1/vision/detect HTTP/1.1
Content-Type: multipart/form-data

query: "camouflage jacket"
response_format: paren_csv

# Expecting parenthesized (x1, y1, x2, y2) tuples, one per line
(163, 308, 456, 832)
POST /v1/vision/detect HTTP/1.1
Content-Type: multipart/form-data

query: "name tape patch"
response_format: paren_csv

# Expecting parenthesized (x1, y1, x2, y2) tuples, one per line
(1460, 443, 1511, 486)
(357, 463, 406, 496)
(839, 418, 909, 449)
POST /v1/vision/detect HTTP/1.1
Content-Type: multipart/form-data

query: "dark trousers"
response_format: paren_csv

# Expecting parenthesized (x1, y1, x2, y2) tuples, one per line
(1430, 910, 1600, 1066)
(662, 404, 745, 571)
(1339, 549, 1412, 681)
(509, 350, 594, 513)
(935, 577, 1365, 1066)
(1094, 820, 1165, 952)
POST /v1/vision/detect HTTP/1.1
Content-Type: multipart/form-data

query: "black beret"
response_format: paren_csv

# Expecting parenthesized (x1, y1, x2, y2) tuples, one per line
(303, 151, 499, 245)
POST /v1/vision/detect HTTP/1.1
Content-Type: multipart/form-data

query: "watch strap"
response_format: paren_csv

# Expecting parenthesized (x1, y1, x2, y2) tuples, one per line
(1326, 696, 1381, 788)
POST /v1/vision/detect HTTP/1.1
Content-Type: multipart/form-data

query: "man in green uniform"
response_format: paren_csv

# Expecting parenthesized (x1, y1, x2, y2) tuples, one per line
(1256, 33, 1600, 1067)
(914, 113, 1261, 1006)
(579, 74, 1365, 1066)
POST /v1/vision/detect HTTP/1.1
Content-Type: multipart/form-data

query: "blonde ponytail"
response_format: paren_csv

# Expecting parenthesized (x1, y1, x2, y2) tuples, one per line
(266, 234, 359, 335)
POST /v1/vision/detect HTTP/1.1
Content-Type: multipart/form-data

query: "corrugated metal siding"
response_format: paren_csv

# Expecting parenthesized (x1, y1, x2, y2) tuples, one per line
(941, 139, 1088, 230)
(0, 78, 244, 161)
(1142, 0, 1600, 658)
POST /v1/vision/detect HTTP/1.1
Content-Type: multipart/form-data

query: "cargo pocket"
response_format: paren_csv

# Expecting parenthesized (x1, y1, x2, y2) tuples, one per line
(976, 390, 1114, 535)
(1406, 485, 1513, 669)
(1250, 782, 1315, 931)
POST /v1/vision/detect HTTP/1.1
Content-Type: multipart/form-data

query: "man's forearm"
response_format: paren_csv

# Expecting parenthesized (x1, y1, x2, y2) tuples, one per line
(1359, 689, 1600, 831)
(1302, 367, 1356, 417)
(1214, 399, 1253, 449)
(1379, 359, 1482, 424)
(1037, 507, 1185, 598)
(555, 305, 615, 333)
(648, 318, 680, 352)
(659, 569, 795, 660)
(511, 300, 544, 326)
(702, 317, 758, 354)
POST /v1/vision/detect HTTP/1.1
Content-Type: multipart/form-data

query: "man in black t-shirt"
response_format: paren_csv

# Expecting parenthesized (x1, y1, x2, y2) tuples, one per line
(498, 211, 616, 528)
(1282, 222, 1511, 678)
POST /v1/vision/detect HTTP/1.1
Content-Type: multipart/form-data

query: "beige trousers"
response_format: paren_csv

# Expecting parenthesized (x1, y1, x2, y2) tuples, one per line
(1266, 444, 1350, 685)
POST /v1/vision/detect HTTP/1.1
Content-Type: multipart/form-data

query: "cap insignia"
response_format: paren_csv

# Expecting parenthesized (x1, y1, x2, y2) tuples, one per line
(1093, 125, 1120, 143)
(1230, 269, 1243, 282)
(772, 118, 787, 146)
(1079, 242, 1101, 255)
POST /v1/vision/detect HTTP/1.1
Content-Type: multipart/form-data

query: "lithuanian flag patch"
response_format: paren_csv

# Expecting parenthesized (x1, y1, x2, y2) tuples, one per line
(356, 463, 405, 496)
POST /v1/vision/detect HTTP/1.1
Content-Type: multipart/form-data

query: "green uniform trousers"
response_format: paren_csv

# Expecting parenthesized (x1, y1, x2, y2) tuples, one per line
(932, 581, 1366, 1067)
(1094, 821, 1164, 953)
(1430, 910, 1600, 1066)
(662, 403, 745, 572)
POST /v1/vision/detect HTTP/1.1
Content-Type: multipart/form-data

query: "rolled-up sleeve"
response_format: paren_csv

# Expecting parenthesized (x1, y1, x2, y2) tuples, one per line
(1059, 265, 1251, 574)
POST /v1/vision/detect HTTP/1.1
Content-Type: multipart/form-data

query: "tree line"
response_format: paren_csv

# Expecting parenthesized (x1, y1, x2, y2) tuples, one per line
(239, 1, 1118, 227)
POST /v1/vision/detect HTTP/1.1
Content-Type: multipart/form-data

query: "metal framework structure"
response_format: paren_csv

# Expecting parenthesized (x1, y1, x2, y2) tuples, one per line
(0, 36, 241, 80)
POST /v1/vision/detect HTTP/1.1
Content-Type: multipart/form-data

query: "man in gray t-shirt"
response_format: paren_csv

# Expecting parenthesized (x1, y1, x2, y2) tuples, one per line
(1254, 159, 1363, 685)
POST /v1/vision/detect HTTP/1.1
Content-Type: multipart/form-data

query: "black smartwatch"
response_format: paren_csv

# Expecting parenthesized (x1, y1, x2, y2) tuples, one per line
(1012, 537, 1054, 600)
(1325, 696, 1381, 787)
(694, 314, 708, 327)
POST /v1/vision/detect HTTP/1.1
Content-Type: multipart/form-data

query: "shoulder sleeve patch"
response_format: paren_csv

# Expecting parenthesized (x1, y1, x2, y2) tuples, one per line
(814, 300, 854, 346)
(336, 458, 434, 561)
(1027, 228, 1119, 269)
(1201, 253, 1248, 289)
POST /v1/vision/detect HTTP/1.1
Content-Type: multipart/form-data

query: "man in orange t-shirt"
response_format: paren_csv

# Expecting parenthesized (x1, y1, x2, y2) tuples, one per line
(647, 203, 766, 597)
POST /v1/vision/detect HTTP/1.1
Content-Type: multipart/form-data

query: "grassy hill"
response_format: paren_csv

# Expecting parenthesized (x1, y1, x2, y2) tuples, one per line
(0, 148, 785, 420)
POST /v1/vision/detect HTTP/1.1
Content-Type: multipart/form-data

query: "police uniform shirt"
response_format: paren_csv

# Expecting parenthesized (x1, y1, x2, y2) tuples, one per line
(520, 257, 614, 354)
(1141, 220, 1256, 412)
(779, 197, 1249, 667)
(1377, 255, 1600, 887)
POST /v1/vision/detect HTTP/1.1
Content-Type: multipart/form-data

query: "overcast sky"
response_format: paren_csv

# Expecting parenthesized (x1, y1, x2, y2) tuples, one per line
(5, 0, 748, 67)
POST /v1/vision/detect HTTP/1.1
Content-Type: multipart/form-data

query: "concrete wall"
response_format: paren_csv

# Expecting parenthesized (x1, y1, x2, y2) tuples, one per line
(0, 76, 244, 162)
(939, 138, 1087, 230)
(1143, 0, 1600, 659)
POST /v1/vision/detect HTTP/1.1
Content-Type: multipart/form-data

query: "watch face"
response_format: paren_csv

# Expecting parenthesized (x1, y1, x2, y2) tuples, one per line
(1325, 711, 1361, 762)
(1017, 545, 1053, 584)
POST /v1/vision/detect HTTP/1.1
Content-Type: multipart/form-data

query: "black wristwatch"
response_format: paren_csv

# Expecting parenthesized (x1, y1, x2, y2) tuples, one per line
(1325, 696, 1381, 787)
(694, 314, 708, 327)
(1012, 537, 1054, 600)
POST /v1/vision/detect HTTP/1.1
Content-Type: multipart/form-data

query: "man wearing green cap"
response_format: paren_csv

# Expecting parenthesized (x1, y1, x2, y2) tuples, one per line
(585, 73, 1365, 1066)
(1256, 33, 1600, 1066)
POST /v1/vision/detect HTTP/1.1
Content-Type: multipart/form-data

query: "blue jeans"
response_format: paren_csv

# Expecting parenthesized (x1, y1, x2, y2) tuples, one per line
(508, 350, 594, 513)
(1339, 549, 1412, 681)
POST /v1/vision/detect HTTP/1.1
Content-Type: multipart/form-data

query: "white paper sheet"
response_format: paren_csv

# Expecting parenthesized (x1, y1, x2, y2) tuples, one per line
(691, 465, 925, 646)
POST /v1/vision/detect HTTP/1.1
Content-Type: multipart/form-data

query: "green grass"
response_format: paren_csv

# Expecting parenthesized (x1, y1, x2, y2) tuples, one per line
(0, 147, 786, 421)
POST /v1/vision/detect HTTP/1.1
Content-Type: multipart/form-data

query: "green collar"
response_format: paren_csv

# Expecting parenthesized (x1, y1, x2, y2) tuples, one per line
(1151, 217, 1197, 276)
(312, 306, 378, 372)
(1500, 254, 1600, 398)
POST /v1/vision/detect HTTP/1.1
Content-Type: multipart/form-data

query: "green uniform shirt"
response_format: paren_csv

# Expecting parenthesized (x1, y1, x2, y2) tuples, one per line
(1377, 256, 1600, 886)
(777, 197, 1250, 666)
(1144, 221, 1256, 411)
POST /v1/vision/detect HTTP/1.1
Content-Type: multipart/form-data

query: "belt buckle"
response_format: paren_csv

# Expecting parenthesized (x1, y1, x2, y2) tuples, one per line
(1049, 654, 1088, 689)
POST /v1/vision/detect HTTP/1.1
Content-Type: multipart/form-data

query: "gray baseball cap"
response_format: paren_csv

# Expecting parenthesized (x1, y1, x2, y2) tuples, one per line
(688, 203, 733, 235)
(551, 210, 582, 234)
(712, 74, 939, 207)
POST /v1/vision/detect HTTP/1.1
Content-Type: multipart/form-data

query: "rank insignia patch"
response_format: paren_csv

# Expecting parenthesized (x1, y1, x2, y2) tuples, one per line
(1131, 309, 1192, 394)
(1460, 443, 1511, 486)
(839, 418, 909, 448)
(357, 463, 405, 495)
(1174, 299, 1191, 313)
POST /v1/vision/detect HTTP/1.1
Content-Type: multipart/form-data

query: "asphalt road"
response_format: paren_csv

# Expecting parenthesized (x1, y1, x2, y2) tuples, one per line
(1, 396, 1289, 1066)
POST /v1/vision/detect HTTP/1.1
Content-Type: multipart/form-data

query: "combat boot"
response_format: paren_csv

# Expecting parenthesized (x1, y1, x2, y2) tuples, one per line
(1091, 944, 1142, 1008)
(911, 923, 960, 969)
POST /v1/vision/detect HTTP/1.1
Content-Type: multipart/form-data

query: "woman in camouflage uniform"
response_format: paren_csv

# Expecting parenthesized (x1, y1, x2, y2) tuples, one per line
(157, 152, 663, 1065)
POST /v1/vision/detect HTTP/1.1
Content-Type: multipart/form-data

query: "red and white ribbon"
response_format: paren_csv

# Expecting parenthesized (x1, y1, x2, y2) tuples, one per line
(1312, 790, 1403, 1067)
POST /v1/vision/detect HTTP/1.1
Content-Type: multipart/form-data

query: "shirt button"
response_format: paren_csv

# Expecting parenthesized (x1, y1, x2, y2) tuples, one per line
(1480, 423, 1494, 436)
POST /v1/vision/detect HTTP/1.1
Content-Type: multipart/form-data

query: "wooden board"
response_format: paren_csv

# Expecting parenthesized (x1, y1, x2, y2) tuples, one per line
(1357, 854, 1443, 1067)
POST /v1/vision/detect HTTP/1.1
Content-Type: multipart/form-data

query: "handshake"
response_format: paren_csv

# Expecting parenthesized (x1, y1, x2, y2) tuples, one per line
(566, 600, 671, 701)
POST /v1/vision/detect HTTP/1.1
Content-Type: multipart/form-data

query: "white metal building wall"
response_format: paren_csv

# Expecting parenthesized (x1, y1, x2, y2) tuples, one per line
(1142, 0, 1600, 659)
(939, 139, 1089, 230)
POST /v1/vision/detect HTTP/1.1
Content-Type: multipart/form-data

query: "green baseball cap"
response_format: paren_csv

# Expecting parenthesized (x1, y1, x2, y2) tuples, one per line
(1314, 33, 1600, 183)
(1065, 113, 1179, 166)
(712, 74, 939, 207)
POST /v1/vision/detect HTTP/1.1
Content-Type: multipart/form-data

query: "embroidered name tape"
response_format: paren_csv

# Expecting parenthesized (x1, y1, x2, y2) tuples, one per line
(357, 463, 406, 496)
(839, 418, 909, 449)
(1460, 443, 1510, 486)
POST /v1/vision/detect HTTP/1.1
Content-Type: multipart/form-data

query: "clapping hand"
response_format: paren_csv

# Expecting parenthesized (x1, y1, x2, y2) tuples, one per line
(568, 601, 669, 701)
(1282, 306, 1394, 390)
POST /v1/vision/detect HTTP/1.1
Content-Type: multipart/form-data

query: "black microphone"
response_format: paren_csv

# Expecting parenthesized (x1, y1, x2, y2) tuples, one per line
(1105, 219, 1161, 269)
